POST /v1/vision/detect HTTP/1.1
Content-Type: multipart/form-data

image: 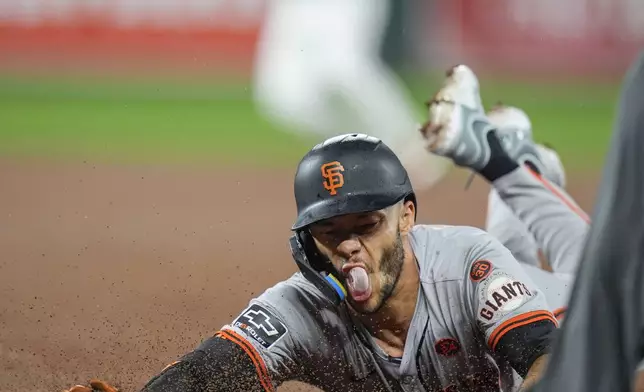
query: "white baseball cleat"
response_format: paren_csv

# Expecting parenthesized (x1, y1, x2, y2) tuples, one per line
(420, 65, 545, 174)
(536, 144, 566, 188)
(488, 105, 566, 187)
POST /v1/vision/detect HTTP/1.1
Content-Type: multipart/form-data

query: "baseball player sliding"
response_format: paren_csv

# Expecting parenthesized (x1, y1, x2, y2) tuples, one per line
(66, 65, 590, 392)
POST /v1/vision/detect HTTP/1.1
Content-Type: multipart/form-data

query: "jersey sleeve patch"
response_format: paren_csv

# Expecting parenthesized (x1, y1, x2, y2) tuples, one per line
(233, 303, 289, 349)
(469, 259, 493, 282)
(477, 269, 534, 324)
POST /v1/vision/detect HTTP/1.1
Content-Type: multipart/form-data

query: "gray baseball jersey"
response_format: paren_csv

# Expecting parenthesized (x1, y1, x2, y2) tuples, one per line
(220, 224, 557, 392)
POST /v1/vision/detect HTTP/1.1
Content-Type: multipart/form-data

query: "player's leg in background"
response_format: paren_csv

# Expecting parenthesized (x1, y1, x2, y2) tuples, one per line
(251, 0, 341, 137)
(483, 109, 580, 317)
(485, 186, 541, 268)
(319, 0, 454, 190)
(419, 66, 589, 280)
(253, 0, 452, 190)
(485, 118, 589, 281)
(485, 107, 566, 270)
(529, 50, 644, 392)
(485, 184, 573, 319)
(483, 106, 583, 280)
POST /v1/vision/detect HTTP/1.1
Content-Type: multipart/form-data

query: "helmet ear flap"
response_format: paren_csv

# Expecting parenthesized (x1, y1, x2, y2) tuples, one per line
(298, 231, 327, 270)
(288, 231, 347, 306)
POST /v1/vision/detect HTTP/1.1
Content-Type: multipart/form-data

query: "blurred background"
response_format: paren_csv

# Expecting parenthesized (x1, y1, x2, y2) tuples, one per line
(1, 0, 642, 168)
(1, 1, 644, 391)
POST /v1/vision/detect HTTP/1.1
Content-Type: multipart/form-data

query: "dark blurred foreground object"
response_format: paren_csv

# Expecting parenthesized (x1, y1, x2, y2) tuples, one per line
(529, 51, 644, 392)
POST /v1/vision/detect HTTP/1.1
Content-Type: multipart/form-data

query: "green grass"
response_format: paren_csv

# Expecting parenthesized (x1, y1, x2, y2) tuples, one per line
(0, 73, 620, 170)
(0, 76, 317, 167)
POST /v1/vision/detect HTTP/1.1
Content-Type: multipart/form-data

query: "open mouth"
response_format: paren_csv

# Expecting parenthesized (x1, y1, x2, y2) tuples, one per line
(342, 265, 372, 302)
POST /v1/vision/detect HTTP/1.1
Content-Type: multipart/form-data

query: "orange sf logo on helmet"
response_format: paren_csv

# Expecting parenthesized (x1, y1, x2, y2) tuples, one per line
(321, 161, 345, 195)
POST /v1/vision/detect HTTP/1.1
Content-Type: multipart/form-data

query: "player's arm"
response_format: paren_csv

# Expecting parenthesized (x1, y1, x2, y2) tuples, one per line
(463, 231, 558, 382)
(518, 354, 549, 391)
(66, 333, 275, 392)
(143, 301, 297, 392)
(140, 329, 275, 392)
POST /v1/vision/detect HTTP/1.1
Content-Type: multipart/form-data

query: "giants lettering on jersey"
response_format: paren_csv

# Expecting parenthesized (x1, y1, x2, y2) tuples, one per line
(477, 270, 533, 323)
(233, 303, 288, 349)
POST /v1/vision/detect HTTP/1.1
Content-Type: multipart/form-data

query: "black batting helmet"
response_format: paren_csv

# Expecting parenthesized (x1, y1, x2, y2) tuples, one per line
(292, 133, 416, 230)
(288, 133, 416, 305)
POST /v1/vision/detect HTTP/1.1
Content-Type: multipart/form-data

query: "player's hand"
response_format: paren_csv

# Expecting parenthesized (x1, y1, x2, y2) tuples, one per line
(63, 380, 119, 392)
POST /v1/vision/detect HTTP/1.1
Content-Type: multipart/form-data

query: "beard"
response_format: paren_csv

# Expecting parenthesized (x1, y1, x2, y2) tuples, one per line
(359, 229, 406, 314)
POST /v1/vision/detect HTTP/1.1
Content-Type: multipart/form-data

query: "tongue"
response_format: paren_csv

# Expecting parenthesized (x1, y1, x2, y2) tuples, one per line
(347, 267, 371, 301)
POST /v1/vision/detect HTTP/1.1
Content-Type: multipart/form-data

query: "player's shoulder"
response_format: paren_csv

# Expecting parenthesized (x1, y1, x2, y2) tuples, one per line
(411, 223, 488, 238)
(228, 272, 342, 350)
(410, 224, 494, 256)
(410, 224, 498, 282)
(252, 271, 334, 311)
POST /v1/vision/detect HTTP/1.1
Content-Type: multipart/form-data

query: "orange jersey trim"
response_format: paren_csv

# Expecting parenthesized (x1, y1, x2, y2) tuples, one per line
(216, 329, 275, 392)
(488, 310, 558, 351)
(161, 360, 181, 373)
(553, 307, 567, 321)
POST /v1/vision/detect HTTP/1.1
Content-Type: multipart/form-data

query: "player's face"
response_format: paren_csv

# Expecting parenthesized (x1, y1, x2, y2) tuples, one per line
(309, 201, 415, 314)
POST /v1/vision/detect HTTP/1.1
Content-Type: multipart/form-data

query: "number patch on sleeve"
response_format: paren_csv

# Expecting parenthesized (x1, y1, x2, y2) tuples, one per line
(233, 304, 288, 349)
(470, 260, 493, 282)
